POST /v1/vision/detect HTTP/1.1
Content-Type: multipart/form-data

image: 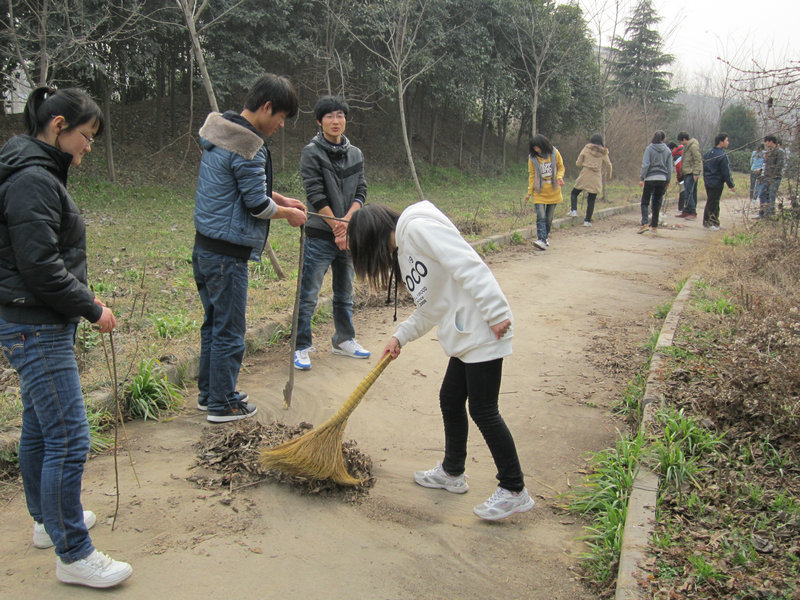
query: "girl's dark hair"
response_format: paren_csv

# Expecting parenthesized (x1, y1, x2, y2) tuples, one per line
(24, 86, 104, 138)
(348, 205, 400, 290)
(243, 73, 298, 119)
(651, 130, 666, 144)
(589, 133, 604, 146)
(529, 134, 553, 157)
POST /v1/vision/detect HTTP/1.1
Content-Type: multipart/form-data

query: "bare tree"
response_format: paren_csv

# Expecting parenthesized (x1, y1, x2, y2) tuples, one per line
(5, 0, 143, 87)
(329, 0, 458, 201)
(505, 0, 582, 137)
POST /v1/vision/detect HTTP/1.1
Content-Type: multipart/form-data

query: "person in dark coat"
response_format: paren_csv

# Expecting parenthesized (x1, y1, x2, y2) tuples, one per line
(0, 86, 131, 588)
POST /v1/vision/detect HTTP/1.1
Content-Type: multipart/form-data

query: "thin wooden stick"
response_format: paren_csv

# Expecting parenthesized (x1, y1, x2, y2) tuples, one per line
(307, 211, 350, 223)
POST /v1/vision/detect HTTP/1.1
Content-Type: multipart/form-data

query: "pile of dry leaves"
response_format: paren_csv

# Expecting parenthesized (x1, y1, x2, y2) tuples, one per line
(189, 419, 374, 502)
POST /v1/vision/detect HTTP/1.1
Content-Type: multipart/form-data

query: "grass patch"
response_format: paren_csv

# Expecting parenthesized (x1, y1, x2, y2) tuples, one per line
(125, 359, 183, 421)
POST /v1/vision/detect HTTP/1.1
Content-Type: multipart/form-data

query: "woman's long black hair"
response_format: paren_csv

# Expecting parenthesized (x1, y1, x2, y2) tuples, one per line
(24, 86, 104, 138)
(348, 205, 402, 319)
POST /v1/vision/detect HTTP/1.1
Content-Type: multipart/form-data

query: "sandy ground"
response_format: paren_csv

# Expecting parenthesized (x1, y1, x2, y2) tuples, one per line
(0, 200, 732, 599)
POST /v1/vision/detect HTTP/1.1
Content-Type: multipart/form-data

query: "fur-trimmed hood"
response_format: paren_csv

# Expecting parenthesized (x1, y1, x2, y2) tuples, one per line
(198, 111, 264, 160)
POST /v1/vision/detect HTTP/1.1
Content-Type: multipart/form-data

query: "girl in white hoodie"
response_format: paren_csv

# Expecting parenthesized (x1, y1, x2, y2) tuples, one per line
(348, 201, 533, 521)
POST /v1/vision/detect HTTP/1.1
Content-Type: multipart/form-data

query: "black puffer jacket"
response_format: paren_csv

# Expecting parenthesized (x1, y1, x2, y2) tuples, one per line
(0, 135, 101, 324)
(300, 132, 366, 241)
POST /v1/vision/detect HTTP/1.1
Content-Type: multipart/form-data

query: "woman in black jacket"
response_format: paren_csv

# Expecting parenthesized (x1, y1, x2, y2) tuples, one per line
(0, 87, 132, 588)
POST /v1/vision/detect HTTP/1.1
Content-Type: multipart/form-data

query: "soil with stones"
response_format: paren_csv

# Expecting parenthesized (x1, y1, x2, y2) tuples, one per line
(0, 204, 715, 599)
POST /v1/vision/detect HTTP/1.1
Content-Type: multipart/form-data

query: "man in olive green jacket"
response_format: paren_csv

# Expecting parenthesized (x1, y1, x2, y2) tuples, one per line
(676, 131, 702, 218)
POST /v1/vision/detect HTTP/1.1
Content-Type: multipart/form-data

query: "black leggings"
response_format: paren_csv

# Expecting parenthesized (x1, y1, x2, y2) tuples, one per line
(570, 188, 598, 221)
(439, 357, 525, 492)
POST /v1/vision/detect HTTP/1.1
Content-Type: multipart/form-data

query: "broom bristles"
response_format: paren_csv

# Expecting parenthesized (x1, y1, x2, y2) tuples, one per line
(259, 419, 361, 486)
(259, 354, 392, 486)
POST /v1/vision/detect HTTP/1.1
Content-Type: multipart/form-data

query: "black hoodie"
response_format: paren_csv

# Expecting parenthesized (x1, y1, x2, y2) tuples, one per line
(0, 135, 101, 324)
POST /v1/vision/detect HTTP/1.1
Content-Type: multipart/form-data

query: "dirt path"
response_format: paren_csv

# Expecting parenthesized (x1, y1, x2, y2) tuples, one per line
(0, 203, 721, 599)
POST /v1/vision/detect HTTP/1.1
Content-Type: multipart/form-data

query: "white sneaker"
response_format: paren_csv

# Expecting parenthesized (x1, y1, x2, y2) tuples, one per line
(56, 549, 132, 588)
(294, 348, 312, 370)
(332, 339, 370, 359)
(583, 221, 591, 227)
(708, 225, 720, 231)
(414, 462, 469, 494)
(473, 487, 535, 521)
(533, 240, 547, 251)
(33, 510, 97, 549)
(568, 210, 578, 217)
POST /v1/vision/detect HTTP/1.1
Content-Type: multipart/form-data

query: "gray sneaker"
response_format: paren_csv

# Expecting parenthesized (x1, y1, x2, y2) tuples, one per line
(56, 549, 132, 588)
(533, 240, 547, 251)
(473, 487, 535, 521)
(413, 462, 469, 494)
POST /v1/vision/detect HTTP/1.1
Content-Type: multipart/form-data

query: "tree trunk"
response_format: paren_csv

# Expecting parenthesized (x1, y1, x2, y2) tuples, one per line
(397, 76, 424, 201)
(169, 52, 176, 136)
(479, 84, 489, 169)
(428, 109, 437, 165)
(102, 75, 116, 183)
(177, 0, 218, 113)
(458, 111, 465, 170)
(156, 52, 165, 149)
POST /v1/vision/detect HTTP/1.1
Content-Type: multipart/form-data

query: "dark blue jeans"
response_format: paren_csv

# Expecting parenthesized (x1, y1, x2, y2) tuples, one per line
(759, 178, 781, 216)
(192, 246, 249, 412)
(0, 319, 94, 563)
(295, 236, 355, 351)
(439, 357, 525, 492)
(534, 203, 556, 242)
(683, 174, 698, 214)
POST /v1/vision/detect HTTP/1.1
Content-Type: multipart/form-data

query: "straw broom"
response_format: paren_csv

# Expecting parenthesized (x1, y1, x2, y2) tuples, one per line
(260, 353, 392, 485)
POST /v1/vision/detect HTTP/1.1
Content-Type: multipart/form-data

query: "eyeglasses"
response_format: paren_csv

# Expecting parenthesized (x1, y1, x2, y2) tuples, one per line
(80, 131, 95, 145)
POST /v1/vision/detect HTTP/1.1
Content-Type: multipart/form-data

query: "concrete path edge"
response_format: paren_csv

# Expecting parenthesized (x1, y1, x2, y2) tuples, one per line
(614, 273, 700, 600)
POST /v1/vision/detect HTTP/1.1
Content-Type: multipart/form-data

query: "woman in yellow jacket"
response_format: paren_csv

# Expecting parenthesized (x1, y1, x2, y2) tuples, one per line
(525, 134, 564, 250)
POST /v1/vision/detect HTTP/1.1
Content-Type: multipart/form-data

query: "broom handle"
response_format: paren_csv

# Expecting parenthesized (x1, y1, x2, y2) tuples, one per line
(325, 353, 393, 427)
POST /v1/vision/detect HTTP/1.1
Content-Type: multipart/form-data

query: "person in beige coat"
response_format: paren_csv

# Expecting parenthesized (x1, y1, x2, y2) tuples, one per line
(568, 134, 612, 226)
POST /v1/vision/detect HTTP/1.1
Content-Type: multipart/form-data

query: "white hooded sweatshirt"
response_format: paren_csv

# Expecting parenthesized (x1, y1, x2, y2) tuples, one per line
(393, 201, 513, 363)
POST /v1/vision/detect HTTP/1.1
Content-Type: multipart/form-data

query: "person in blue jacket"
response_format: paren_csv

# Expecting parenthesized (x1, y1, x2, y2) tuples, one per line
(702, 133, 735, 230)
(750, 143, 765, 202)
(193, 74, 307, 423)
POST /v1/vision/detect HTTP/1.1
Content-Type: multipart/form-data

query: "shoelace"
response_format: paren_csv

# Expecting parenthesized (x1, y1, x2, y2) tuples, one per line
(485, 488, 508, 505)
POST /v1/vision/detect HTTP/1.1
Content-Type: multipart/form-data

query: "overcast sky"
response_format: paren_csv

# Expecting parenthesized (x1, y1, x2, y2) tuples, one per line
(581, 0, 798, 82)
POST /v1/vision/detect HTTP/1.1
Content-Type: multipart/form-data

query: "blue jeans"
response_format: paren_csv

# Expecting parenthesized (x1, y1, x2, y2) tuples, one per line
(683, 174, 698, 214)
(192, 246, 249, 412)
(759, 178, 781, 216)
(0, 319, 93, 563)
(296, 236, 355, 351)
(439, 357, 525, 492)
(534, 203, 556, 242)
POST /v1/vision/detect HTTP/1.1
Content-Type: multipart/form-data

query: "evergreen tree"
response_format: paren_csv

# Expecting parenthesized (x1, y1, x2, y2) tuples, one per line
(719, 103, 759, 150)
(610, 0, 676, 122)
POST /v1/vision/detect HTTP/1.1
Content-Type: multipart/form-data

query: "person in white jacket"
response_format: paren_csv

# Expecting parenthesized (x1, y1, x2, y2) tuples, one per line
(347, 201, 533, 521)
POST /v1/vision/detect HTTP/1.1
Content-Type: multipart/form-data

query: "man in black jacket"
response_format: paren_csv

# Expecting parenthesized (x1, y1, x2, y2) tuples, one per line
(702, 133, 735, 230)
(293, 96, 370, 370)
